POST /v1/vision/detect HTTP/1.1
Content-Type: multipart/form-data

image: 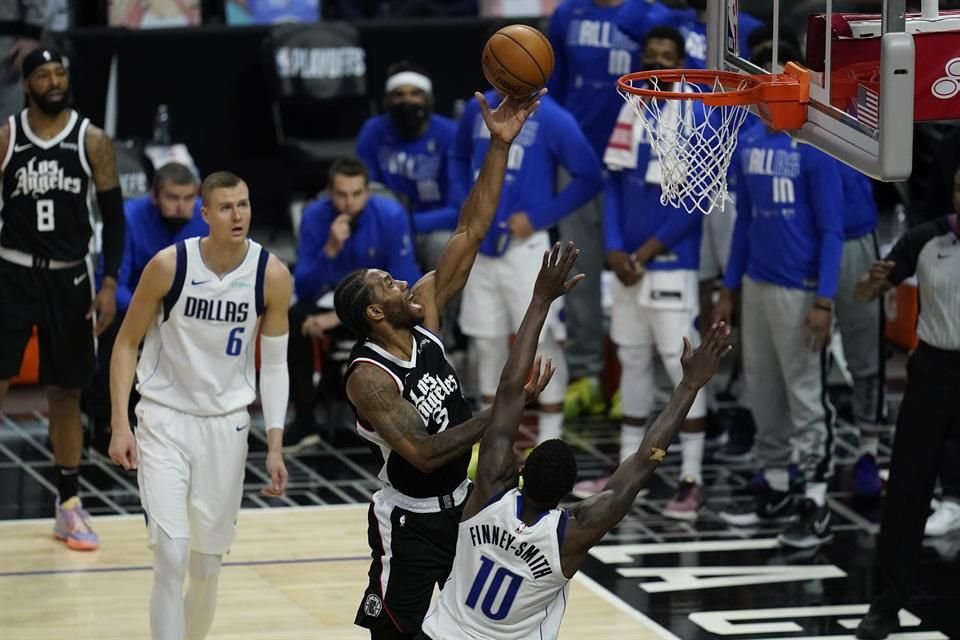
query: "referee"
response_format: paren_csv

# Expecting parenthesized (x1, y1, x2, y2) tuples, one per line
(854, 212, 960, 639)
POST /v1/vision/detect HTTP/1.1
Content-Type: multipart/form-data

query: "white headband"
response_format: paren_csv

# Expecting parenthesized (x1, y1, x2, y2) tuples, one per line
(385, 71, 432, 96)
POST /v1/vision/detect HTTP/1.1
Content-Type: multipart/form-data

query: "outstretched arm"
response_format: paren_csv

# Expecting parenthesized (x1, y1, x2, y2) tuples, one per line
(462, 242, 584, 520)
(427, 90, 546, 316)
(346, 365, 493, 474)
(560, 323, 732, 576)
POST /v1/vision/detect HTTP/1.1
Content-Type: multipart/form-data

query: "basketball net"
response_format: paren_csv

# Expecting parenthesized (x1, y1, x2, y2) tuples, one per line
(618, 75, 754, 215)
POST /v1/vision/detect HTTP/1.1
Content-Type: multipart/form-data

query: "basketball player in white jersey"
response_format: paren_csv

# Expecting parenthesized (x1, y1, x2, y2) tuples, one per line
(108, 171, 291, 640)
(419, 243, 731, 640)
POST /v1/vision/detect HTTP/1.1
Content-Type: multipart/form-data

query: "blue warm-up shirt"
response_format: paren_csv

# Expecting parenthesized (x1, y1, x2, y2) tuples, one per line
(547, 0, 641, 159)
(449, 92, 603, 257)
(723, 122, 845, 299)
(116, 195, 208, 312)
(616, 0, 763, 68)
(294, 194, 422, 303)
(355, 113, 459, 234)
(839, 163, 878, 240)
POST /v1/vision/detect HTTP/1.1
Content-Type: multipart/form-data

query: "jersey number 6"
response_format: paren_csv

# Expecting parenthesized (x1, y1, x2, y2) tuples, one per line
(226, 327, 245, 356)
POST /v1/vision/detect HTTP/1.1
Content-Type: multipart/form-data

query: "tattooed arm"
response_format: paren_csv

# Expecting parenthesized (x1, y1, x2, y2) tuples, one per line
(84, 124, 124, 334)
(346, 364, 491, 473)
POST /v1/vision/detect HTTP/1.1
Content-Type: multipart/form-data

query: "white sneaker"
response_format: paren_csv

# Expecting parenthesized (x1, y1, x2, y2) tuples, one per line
(924, 499, 960, 537)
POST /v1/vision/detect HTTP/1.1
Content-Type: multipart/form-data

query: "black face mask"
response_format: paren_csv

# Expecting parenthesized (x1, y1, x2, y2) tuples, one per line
(388, 101, 429, 138)
(642, 62, 669, 74)
(162, 216, 190, 233)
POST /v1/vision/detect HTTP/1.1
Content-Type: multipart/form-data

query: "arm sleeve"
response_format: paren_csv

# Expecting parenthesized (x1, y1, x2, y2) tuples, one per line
(355, 120, 383, 184)
(447, 105, 476, 210)
(602, 171, 625, 252)
(546, 9, 568, 104)
(384, 202, 424, 284)
(412, 206, 460, 233)
(115, 221, 134, 311)
(808, 152, 845, 299)
(259, 333, 289, 431)
(723, 156, 752, 290)
(293, 204, 335, 303)
(96, 186, 125, 281)
(526, 110, 603, 229)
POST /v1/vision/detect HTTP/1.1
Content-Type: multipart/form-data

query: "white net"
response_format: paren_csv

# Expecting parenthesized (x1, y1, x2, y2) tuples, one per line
(618, 75, 754, 215)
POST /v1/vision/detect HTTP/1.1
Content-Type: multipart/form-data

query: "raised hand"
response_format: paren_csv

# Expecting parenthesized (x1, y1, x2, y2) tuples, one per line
(523, 356, 556, 405)
(680, 322, 733, 389)
(477, 88, 547, 145)
(533, 241, 585, 303)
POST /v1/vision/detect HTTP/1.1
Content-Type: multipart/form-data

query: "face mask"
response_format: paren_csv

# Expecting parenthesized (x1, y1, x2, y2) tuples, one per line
(162, 216, 190, 233)
(388, 101, 429, 138)
(642, 62, 668, 73)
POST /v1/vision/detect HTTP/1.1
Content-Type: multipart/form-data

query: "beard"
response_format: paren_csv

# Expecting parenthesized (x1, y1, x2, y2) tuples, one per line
(385, 300, 422, 330)
(30, 89, 68, 116)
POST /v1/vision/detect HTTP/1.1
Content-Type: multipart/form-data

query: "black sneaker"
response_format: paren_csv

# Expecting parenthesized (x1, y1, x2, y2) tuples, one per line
(720, 489, 795, 527)
(714, 412, 755, 463)
(282, 420, 321, 454)
(855, 606, 899, 639)
(778, 498, 834, 549)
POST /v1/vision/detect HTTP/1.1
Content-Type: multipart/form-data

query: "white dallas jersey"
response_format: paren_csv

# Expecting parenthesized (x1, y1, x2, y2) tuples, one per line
(421, 488, 571, 640)
(137, 237, 269, 416)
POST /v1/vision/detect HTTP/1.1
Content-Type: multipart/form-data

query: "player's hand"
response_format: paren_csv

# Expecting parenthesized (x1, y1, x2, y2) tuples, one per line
(680, 322, 733, 389)
(712, 288, 734, 326)
(523, 356, 556, 405)
(507, 212, 535, 238)
(108, 425, 138, 470)
(302, 311, 340, 338)
(477, 88, 546, 145)
(533, 241, 584, 303)
(262, 451, 288, 497)
(608, 250, 642, 287)
(324, 214, 352, 258)
(804, 305, 832, 352)
(4, 37, 38, 80)
(87, 283, 118, 337)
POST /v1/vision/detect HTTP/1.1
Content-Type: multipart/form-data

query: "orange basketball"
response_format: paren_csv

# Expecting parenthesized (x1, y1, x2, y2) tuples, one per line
(481, 24, 554, 99)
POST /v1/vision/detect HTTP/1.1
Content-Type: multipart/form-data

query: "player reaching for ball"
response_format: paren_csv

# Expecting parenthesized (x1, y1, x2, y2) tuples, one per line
(416, 242, 732, 640)
(337, 88, 544, 640)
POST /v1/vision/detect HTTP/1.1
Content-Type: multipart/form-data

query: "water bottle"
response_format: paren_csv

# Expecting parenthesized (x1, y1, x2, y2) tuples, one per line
(152, 105, 172, 145)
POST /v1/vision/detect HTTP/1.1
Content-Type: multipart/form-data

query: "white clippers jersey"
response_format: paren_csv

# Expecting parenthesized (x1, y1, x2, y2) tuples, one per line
(421, 488, 571, 640)
(137, 237, 269, 416)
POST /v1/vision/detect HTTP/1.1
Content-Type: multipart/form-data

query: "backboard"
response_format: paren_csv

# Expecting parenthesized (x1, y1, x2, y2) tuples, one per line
(708, 0, 919, 181)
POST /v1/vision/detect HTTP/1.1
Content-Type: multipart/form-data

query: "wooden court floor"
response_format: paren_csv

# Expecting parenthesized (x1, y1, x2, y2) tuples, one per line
(0, 504, 670, 640)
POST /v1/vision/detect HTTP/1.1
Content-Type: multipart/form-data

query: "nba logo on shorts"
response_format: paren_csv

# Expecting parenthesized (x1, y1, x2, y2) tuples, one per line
(727, 0, 739, 56)
(364, 594, 383, 617)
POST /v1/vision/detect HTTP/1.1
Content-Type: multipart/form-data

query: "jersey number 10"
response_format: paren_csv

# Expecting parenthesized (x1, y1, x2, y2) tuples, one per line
(465, 555, 524, 621)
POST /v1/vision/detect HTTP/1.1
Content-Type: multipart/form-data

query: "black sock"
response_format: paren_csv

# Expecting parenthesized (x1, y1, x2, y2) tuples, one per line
(57, 466, 80, 504)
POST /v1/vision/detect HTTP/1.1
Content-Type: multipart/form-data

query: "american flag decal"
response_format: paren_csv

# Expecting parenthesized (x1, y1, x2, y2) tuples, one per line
(857, 84, 880, 129)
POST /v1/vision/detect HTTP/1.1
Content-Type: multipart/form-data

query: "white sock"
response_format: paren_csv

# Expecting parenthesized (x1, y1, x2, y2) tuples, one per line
(858, 435, 880, 458)
(151, 530, 189, 640)
(184, 551, 222, 640)
(765, 468, 790, 493)
(806, 482, 828, 506)
(537, 412, 564, 444)
(620, 424, 647, 463)
(679, 431, 705, 485)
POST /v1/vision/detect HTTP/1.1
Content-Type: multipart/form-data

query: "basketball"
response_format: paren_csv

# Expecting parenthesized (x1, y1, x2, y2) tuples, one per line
(481, 24, 554, 98)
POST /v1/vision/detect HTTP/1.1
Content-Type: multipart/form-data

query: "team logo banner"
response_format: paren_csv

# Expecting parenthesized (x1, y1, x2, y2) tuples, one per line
(270, 22, 367, 99)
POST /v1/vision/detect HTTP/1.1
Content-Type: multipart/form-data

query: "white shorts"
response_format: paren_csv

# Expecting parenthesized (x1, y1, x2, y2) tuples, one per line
(698, 198, 737, 280)
(610, 270, 700, 348)
(135, 399, 250, 555)
(458, 231, 565, 341)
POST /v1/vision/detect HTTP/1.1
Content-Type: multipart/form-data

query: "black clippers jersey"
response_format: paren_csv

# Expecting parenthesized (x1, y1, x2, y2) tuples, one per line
(346, 325, 473, 498)
(0, 110, 93, 260)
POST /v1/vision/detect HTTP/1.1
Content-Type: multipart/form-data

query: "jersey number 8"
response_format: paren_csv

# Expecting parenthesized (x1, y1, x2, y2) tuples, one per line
(36, 199, 55, 231)
(465, 555, 524, 621)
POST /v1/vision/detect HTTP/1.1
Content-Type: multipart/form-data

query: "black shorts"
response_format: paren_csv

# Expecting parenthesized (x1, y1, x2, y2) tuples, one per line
(355, 496, 464, 636)
(0, 258, 95, 388)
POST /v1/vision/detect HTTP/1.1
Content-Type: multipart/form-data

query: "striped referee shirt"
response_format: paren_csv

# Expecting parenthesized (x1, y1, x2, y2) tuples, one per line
(886, 215, 960, 350)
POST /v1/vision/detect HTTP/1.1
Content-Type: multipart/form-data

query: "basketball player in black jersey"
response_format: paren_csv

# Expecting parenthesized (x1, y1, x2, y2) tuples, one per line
(333, 88, 546, 640)
(0, 48, 125, 551)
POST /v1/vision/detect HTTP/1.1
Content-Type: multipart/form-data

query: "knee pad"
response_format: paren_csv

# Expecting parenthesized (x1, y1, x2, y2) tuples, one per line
(618, 345, 654, 419)
(535, 334, 568, 406)
(473, 336, 509, 397)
